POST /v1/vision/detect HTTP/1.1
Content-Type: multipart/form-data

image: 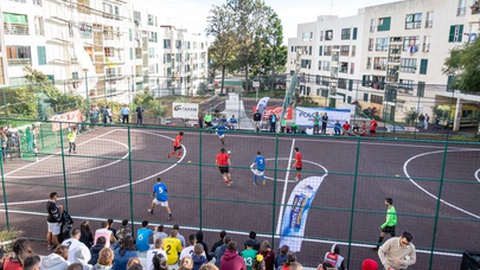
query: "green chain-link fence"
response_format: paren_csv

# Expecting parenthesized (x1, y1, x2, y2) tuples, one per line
(0, 118, 479, 269)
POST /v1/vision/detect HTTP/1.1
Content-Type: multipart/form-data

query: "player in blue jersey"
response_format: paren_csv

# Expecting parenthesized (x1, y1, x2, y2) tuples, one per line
(216, 122, 227, 145)
(252, 151, 266, 185)
(148, 178, 172, 220)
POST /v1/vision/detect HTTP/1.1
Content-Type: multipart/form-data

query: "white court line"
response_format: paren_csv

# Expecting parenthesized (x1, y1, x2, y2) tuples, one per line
(404, 149, 480, 219)
(6, 138, 129, 179)
(3, 129, 185, 206)
(4, 128, 119, 177)
(0, 208, 463, 259)
(275, 139, 296, 235)
(475, 169, 480, 183)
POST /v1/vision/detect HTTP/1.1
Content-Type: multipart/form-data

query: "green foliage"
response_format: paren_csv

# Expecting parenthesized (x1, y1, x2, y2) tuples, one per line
(0, 228, 23, 251)
(443, 40, 480, 93)
(1, 86, 38, 118)
(296, 96, 319, 107)
(405, 110, 419, 125)
(145, 99, 166, 118)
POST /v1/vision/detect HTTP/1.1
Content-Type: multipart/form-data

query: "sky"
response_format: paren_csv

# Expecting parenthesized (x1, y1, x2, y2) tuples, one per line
(145, 0, 402, 42)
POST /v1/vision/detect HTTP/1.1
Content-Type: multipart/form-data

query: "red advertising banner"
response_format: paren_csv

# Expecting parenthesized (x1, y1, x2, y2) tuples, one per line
(252, 106, 293, 120)
(50, 110, 84, 132)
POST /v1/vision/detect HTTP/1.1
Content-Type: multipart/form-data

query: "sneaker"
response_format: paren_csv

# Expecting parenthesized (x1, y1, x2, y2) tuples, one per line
(148, 209, 153, 215)
(168, 153, 171, 158)
(177, 156, 181, 159)
(47, 245, 55, 251)
(253, 182, 257, 185)
(263, 180, 266, 186)
(294, 177, 299, 182)
(227, 182, 231, 187)
(168, 214, 173, 221)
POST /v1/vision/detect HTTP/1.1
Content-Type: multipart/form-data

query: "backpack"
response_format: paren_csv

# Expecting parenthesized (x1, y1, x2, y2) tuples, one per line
(59, 211, 74, 243)
(324, 252, 338, 268)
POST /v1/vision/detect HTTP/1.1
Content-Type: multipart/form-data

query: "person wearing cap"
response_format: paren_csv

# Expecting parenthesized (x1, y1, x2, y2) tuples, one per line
(242, 239, 258, 270)
(362, 258, 378, 270)
(323, 244, 345, 270)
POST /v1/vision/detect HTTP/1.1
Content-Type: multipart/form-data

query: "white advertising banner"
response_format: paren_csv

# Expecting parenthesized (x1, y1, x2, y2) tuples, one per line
(172, 103, 199, 119)
(295, 107, 351, 127)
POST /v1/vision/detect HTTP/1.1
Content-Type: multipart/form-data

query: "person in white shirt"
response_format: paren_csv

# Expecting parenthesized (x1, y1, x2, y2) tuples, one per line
(62, 228, 88, 264)
(147, 238, 168, 270)
(180, 234, 196, 260)
(94, 221, 116, 248)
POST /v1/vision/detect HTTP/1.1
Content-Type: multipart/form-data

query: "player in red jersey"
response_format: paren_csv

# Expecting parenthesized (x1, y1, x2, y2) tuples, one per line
(168, 132, 184, 159)
(292, 147, 302, 181)
(215, 148, 233, 186)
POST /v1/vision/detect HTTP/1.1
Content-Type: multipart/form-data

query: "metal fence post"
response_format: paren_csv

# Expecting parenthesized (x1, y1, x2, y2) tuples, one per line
(59, 123, 69, 211)
(0, 146, 10, 229)
(271, 134, 279, 247)
(199, 129, 203, 230)
(428, 140, 449, 269)
(346, 136, 362, 270)
(127, 126, 135, 234)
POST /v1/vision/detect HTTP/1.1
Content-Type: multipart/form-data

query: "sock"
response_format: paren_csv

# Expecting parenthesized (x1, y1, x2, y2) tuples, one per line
(261, 175, 265, 181)
(297, 173, 301, 179)
(254, 175, 257, 183)
(178, 151, 182, 157)
(377, 236, 384, 247)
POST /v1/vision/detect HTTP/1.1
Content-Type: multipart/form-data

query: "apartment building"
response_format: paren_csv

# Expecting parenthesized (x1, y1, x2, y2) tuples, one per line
(288, 0, 480, 130)
(0, 0, 207, 103)
(287, 15, 364, 109)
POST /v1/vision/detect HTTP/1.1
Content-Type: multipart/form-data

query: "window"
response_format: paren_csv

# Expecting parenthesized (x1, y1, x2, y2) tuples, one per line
(457, 0, 467, 16)
(376, 38, 389, 51)
(37, 46, 46, 65)
(34, 16, 44, 36)
(77, 0, 91, 14)
(366, 57, 372, 70)
(388, 45, 401, 63)
(363, 93, 369, 102)
(318, 46, 323, 56)
(371, 95, 383, 104)
(403, 36, 420, 51)
(350, 63, 355, 74)
(449, 25, 464, 42)
(423, 36, 431, 52)
(164, 39, 171, 49)
(377, 17, 391, 31)
(370, 19, 376, 32)
(353, 28, 358, 40)
(318, 61, 322, 71)
(301, 59, 311, 69)
(405, 13, 422, 29)
(148, 14, 154, 26)
(103, 3, 113, 19)
(340, 62, 348, 73)
(419, 59, 428, 74)
(33, 0, 42, 6)
(400, 58, 417, 73)
(374, 57, 387, 71)
(3, 13, 29, 35)
(319, 31, 323, 41)
(104, 47, 115, 57)
(323, 61, 330, 71)
(338, 78, 347, 89)
(399, 79, 415, 94)
(325, 30, 333, 41)
(341, 28, 351, 40)
(133, 11, 141, 25)
(324, 46, 332, 56)
(417, 81, 425, 97)
(302, 32, 313, 41)
(103, 25, 114, 40)
(368, 39, 374, 51)
(340, 45, 349, 56)
(6, 46, 31, 65)
(351, 46, 356, 57)
(425, 12, 433, 28)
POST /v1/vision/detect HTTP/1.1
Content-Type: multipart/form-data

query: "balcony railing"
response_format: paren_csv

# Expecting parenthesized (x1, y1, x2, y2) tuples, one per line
(4, 25, 29, 35)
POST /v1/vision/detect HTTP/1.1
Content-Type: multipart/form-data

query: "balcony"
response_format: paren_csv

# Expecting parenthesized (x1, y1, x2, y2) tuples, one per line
(3, 24, 29, 35)
(8, 58, 31, 66)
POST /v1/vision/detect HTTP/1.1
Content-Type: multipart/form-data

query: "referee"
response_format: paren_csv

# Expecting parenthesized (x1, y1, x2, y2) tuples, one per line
(374, 197, 397, 250)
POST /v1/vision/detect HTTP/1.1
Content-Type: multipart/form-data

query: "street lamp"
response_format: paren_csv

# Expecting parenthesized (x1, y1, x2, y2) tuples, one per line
(83, 68, 90, 124)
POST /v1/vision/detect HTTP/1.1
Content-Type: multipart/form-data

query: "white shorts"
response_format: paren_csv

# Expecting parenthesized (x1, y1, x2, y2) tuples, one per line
(47, 222, 61, 235)
(152, 199, 169, 207)
(254, 169, 265, 176)
(217, 134, 225, 138)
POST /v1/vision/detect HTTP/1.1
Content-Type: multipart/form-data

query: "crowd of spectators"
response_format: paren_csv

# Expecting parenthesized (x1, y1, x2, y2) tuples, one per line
(1, 220, 382, 270)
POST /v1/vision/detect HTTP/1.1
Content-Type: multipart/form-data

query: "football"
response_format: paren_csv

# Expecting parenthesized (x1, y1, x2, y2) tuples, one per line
(227, 150, 232, 155)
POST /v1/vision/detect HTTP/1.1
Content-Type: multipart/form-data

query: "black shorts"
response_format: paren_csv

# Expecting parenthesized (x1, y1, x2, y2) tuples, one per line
(296, 166, 302, 171)
(382, 225, 396, 235)
(219, 166, 229, 174)
(173, 146, 181, 151)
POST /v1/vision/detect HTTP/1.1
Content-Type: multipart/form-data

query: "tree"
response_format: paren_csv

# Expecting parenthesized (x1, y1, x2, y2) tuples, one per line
(443, 40, 480, 93)
(206, 4, 237, 95)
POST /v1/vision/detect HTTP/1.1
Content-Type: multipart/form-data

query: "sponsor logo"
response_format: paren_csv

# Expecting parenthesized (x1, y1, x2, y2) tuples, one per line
(174, 105, 198, 112)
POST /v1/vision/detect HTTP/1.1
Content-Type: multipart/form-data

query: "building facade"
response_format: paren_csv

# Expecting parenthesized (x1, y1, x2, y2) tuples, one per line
(288, 0, 480, 130)
(0, 0, 208, 104)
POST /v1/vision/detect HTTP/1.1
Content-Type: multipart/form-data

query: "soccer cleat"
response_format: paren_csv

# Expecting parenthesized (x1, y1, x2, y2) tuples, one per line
(148, 209, 153, 215)
(253, 182, 257, 185)
(263, 180, 266, 186)
(168, 153, 171, 158)
(168, 214, 173, 221)
(177, 156, 181, 159)
(227, 182, 231, 187)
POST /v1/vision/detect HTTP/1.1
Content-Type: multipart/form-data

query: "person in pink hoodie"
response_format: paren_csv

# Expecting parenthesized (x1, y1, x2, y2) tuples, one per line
(220, 241, 246, 270)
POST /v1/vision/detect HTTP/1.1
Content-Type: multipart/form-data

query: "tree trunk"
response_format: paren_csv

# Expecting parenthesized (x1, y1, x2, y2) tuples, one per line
(221, 65, 226, 95)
